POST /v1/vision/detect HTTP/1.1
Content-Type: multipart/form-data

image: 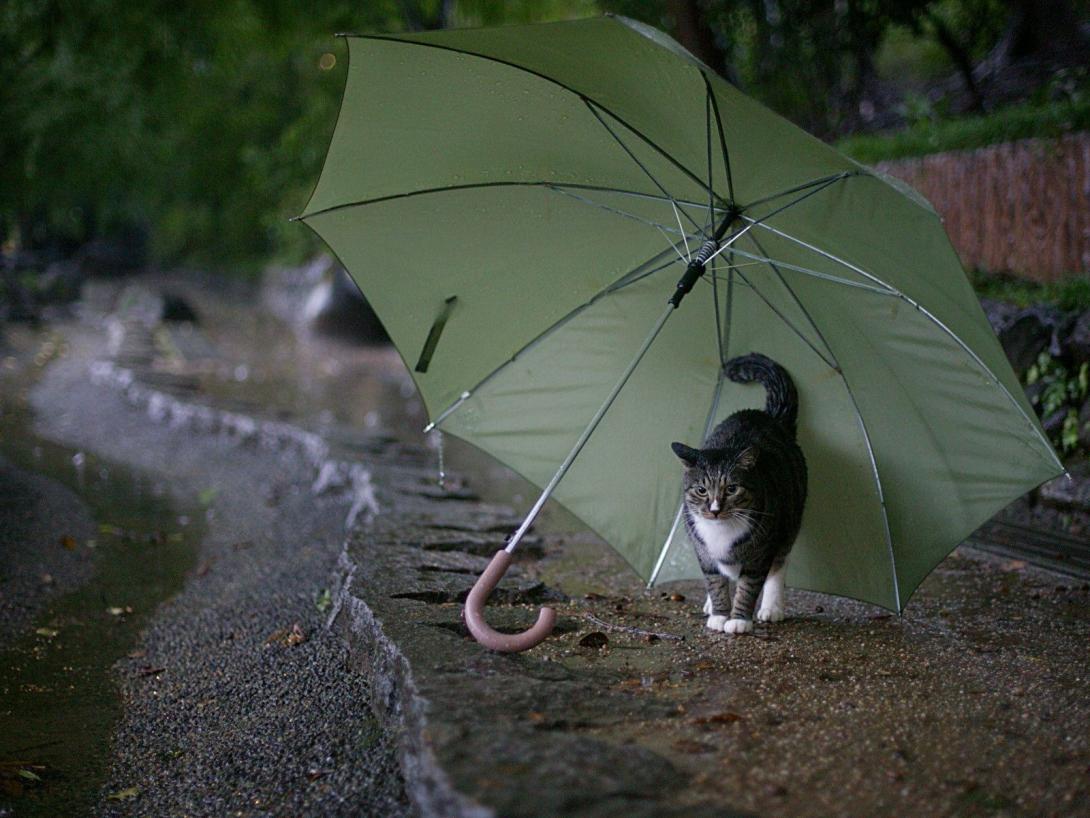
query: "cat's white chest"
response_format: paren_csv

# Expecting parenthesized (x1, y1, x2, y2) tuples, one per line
(692, 516, 750, 563)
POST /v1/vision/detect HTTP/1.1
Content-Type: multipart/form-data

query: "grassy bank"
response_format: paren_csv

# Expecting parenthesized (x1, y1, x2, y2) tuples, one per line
(838, 96, 1090, 164)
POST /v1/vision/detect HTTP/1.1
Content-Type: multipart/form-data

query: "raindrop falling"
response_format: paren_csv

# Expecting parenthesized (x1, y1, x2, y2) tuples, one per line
(72, 451, 86, 489)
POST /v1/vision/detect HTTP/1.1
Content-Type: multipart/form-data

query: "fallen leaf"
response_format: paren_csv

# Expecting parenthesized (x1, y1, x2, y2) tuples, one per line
(315, 588, 332, 614)
(137, 666, 166, 677)
(266, 623, 306, 647)
(107, 606, 133, 617)
(195, 560, 213, 577)
(578, 631, 608, 648)
(527, 711, 546, 723)
(35, 628, 58, 638)
(98, 523, 124, 536)
(107, 786, 141, 801)
(128, 649, 147, 659)
(17, 769, 41, 782)
(690, 711, 743, 726)
(60, 535, 77, 551)
(1003, 560, 1027, 571)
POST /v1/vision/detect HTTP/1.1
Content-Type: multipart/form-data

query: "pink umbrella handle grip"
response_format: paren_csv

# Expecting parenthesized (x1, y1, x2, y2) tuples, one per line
(464, 550, 556, 652)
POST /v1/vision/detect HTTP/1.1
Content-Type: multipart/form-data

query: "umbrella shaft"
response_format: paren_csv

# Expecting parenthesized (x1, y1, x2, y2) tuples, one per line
(505, 303, 675, 553)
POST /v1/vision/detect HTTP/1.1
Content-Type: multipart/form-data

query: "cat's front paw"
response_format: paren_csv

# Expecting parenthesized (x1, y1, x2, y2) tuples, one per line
(721, 618, 753, 635)
(706, 614, 728, 631)
(756, 600, 785, 622)
(703, 594, 712, 615)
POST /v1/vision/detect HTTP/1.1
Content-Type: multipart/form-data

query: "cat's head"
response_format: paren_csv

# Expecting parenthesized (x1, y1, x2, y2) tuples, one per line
(671, 442, 756, 521)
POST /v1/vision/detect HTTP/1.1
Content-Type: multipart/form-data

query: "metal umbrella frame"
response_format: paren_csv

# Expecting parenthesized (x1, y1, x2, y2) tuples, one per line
(297, 16, 1062, 652)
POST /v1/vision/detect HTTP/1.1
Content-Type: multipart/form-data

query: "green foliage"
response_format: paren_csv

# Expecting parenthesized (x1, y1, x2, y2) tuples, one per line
(1026, 353, 1089, 454)
(1, 0, 595, 272)
(970, 272, 1090, 312)
(836, 92, 1090, 163)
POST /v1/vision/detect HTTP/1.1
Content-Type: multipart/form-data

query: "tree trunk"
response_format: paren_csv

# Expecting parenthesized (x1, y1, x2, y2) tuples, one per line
(927, 12, 986, 112)
(666, 0, 731, 80)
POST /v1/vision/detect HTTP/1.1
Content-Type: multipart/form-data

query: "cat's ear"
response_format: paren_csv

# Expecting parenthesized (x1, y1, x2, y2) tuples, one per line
(735, 448, 757, 469)
(671, 442, 700, 467)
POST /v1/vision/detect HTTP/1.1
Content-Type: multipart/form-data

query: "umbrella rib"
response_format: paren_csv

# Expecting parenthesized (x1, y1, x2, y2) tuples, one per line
(742, 170, 860, 212)
(648, 365, 727, 587)
(743, 218, 900, 296)
(424, 244, 686, 430)
(546, 184, 684, 235)
(504, 303, 677, 554)
(582, 98, 707, 237)
(741, 230, 901, 610)
(704, 90, 714, 235)
(711, 260, 725, 365)
(748, 221, 1063, 470)
(700, 173, 847, 268)
(335, 34, 717, 206)
(732, 269, 837, 370)
(703, 73, 735, 203)
(710, 247, 896, 297)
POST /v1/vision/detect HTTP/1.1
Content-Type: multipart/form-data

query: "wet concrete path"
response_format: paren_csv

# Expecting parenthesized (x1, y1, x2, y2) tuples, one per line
(3, 274, 1089, 817)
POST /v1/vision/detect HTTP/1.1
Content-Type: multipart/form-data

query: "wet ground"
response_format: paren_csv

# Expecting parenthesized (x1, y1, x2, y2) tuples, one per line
(0, 285, 410, 816)
(346, 470, 1090, 817)
(2, 273, 1089, 816)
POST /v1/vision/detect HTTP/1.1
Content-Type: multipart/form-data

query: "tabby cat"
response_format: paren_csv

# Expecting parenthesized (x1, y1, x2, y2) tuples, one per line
(671, 353, 807, 634)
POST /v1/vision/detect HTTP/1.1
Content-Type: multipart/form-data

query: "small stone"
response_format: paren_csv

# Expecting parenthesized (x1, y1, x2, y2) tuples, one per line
(669, 593, 686, 602)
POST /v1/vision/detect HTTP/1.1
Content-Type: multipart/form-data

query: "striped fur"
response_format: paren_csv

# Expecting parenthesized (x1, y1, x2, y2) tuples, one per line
(725, 352, 798, 432)
(671, 353, 807, 634)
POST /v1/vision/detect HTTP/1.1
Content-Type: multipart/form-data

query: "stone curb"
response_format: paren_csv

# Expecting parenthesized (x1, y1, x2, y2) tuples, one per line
(84, 325, 486, 815)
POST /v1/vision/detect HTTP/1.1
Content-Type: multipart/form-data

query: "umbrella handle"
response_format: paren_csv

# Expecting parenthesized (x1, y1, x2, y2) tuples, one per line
(464, 550, 556, 652)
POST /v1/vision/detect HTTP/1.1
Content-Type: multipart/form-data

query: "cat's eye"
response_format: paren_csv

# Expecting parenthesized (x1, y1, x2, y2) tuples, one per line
(726, 484, 740, 495)
(693, 486, 708, 497)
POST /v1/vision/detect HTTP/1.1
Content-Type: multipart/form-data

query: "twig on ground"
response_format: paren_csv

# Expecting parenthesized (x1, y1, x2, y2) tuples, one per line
(584, 613, 684, 641)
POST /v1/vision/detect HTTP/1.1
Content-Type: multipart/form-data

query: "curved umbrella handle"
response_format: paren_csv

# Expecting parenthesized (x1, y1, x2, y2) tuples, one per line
(464, 550, 556, 652)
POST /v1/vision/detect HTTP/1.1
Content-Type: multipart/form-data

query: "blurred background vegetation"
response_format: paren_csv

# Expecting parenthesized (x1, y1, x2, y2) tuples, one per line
(2, 0, 1087, 275)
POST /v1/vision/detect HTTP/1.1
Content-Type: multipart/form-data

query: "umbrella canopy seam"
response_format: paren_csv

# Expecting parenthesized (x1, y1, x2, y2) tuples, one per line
(299, 181, 715, 222)
(421, 175, 850, 431)
(335, 30, 716, 205)
(750, 219, 1061, 471)
(736, 232, 902, 608)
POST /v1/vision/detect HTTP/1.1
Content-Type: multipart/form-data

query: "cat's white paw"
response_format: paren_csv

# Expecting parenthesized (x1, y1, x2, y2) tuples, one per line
(721, 618, 753, 634)
(703, 594, 712, 615)
(756, 600, 785, 622)
(706, 614, 728, 631)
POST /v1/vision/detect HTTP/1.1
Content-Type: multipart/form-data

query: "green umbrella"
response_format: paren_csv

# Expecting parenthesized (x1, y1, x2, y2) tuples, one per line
(297, 15, 1062, 651)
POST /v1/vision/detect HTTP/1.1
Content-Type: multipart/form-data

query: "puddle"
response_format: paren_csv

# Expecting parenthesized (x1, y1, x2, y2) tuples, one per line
(0, 334, 203, 816)
(143, 292, 590, 537)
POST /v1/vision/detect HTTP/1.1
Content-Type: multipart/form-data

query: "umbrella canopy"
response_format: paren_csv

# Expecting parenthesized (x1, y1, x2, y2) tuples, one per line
(298, 16, 1061, 619)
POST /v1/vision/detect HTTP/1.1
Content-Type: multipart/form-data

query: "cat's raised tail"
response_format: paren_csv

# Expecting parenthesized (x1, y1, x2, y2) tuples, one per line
(725, 353, 799, 433)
